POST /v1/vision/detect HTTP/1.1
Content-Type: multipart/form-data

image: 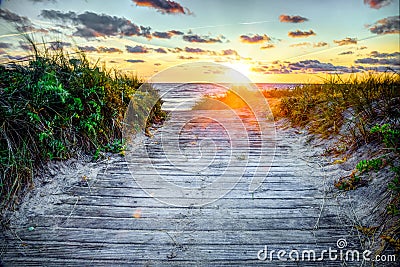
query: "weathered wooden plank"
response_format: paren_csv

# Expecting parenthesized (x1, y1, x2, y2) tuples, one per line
(2, 242, 360, 262)
(1, 103, 358, 266)
(22, 215, 349, 232)
(52, 197, 327, 211)
(23, 202, 334, 220)
(11, 228, 351, 245)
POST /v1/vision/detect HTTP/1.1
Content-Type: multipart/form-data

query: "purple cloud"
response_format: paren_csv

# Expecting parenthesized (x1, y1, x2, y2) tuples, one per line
(126, 59, 145, 63)
(126, 45, 149, 53)
(240, 34, 271, 43)
(182, 34, 223, 43)
(369, 16, 399, 35)
(288, 30, 316, 38)
(279, 14, 308, 23)
(132, 0, 191, 15)
(41, 10, 151, 38)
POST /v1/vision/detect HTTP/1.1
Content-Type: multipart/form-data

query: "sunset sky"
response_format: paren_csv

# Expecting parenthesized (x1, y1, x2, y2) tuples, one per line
(0, 0, 399, 83)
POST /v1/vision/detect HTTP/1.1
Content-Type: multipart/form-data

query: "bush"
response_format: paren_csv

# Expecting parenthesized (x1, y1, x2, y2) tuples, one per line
(0, 40, 165, 210)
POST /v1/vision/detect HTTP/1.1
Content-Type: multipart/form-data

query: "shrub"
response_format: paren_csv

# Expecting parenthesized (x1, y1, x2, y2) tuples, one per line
(0, 40, 165, 210)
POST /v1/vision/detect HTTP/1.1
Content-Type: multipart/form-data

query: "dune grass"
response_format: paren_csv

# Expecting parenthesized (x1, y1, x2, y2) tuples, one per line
(0, 40, 165, 210)
(277, 73, 400, 252)
(278, 73, 400, 140)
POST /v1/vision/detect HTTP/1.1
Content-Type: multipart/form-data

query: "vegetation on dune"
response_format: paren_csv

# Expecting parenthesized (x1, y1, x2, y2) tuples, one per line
(278, 73, 399, 140)
(275, 73, 400, 254)
(0, 40, 166, 211)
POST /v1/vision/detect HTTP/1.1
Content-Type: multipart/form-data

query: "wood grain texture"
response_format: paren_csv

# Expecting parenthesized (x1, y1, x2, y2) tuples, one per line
(1, 107, 362, 266)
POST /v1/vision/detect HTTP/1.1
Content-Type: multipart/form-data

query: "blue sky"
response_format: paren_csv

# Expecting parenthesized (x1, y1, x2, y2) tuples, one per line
(0, 0, 399, 82)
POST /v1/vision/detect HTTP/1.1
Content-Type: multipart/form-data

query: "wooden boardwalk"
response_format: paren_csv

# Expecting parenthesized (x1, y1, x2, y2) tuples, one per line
(1, 106, 361, 266)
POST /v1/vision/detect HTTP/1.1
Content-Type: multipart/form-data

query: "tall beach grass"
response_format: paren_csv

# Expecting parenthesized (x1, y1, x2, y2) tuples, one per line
(0, 40, 165, 210)
(277, 72, 400, 252)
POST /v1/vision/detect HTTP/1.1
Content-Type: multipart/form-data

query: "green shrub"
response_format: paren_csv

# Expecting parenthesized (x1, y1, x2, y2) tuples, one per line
(0, 40, 165, 210)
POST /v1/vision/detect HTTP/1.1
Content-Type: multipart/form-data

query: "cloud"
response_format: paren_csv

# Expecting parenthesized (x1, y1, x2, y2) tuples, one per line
(251, 64, 291, 74)
(288, 29, 316, 38)
(355, 50, 400, 65)
(132, 0, 191, 15)
(19, 41, 33, 51)
(48, 41, 71, 50)
(240, 34, 270, 43)
(313, 42, 328, 48)
(290, 42, 311, 47)
(0, 9, 30, 24)
(78, 46, 122, 53)
(260, 44, 275, 49)
(357, 65, 400, 72)
(0, 42, 12, 49)
(126, 59, 145, 63)
(279, 14, 308, 23)
(184, 47, 206, 53)
(154, 47, 167, 53)
(221, 49, 239, 56)
(334, 37, 357, 46)
(368, 16, 399, 35)
(369, 50, 400, 58)
(41, 10, 151, 38)
(168, 47, 183, 53)
(252, 60, 359, 74)
(182, 34, 223, 43)
(152, 30, 183, 39)
(78, 46, 98, 52)
(40, 10, 76, 21)
(98, 47, 123, 53)
(338, 51, 354, 55)
(7, 55, 32, 61)
(288, 59, 359, 73)
(169, 30, 184, 35)
(364, 0, 393, 9)
(126, 45, 149, 53)
(178, 55, 198, 60)
(355, 58, 399, 65)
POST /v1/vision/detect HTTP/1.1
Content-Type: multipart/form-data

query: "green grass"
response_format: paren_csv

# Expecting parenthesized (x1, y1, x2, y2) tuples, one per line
(0, 39, 165, 210)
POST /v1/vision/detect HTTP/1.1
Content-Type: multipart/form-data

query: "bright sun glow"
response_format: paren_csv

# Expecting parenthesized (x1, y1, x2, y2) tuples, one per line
(223, 62, 252, 79)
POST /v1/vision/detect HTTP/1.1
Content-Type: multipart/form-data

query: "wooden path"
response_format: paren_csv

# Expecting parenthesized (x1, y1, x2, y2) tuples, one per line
(1, 106, 361, 266)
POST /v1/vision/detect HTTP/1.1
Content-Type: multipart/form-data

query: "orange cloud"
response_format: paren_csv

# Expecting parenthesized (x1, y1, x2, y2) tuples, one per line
(333, 37, 357, 46)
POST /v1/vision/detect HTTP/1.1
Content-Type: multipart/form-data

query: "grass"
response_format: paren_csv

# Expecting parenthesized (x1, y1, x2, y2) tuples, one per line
(275, 73, 400, 254)
(278, 73, 399, 140)
(0, 39, 166, 211)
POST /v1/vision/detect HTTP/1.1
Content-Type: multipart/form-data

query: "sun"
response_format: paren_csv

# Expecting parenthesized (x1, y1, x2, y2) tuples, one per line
(222, 62, 252, 79)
